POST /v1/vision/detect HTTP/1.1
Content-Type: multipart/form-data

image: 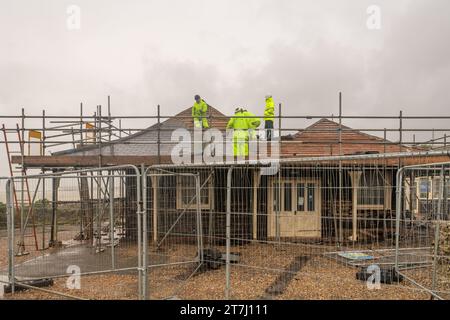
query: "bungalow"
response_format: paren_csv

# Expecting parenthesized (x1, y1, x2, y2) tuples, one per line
(12, 106, 450, 247)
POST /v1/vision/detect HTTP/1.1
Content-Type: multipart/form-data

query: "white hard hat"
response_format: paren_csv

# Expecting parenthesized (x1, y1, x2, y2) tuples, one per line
(265, 95, 272, 99)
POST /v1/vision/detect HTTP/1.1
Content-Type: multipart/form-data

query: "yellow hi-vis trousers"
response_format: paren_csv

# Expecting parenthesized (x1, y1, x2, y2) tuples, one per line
(194, 117, 209, 129)
(232, 130, 249, 157)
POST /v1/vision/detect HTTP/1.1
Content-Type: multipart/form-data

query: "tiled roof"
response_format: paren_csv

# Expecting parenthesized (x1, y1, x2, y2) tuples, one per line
(280, 118, 414, 157)
(54, 105, 228, 157)
(53, 110, 417, 160)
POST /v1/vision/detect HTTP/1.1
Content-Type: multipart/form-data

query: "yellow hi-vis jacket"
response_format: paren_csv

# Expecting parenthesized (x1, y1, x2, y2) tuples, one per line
(264, 97, 275, 121)
(192, 99, 209, 129)
(227, 110, 250, 156)
(242, 110, 260, 139)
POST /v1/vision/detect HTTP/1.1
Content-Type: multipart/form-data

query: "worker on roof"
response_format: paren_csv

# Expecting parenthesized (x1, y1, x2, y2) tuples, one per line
(227, 107, 252, 157)
(264, 95, 275, 141)
(192, 94, 209, 129)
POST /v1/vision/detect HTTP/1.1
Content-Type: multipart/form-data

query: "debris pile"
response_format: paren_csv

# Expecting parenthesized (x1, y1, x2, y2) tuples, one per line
(199, 248, 240, 271)
(356, 266, 403, 284)
(4, 278, 54, 294)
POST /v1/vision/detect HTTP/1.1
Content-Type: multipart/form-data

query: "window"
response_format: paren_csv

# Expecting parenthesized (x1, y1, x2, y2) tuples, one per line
(297, 183, 305, 211)
(416, 177, 450, 200)
(445, 178, 450, 199)
(284, 182, 292, 211)
(273, 183, 281, 211)
(411, 179, 418, 211)
(432, 178, 441, 199)
(272, 179, 319, 213)
(307, 183, 315, 212)
(419, 178, 431, 199)
(176, 172, 213, 210)
(358, 171, 385, 207)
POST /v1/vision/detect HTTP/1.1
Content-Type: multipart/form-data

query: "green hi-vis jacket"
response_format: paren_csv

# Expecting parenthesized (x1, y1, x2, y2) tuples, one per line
(264, 97, 275, 121)
(192, 99, 209, 128)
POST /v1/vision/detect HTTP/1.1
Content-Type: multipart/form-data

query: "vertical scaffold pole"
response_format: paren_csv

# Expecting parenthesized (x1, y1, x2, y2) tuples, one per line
(338, 92, 343, 244)
(6, 179, 15, 293)
(141, 164, 148, 300)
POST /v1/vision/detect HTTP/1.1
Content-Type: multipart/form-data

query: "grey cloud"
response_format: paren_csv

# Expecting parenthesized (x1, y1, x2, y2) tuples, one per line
(1, 0, 450, 178)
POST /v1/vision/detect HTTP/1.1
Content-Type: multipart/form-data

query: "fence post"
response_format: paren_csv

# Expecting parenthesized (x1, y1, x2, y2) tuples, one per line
(6, 179, 15, 293)
(152, 176, 158, 244)
(394, 167, 404, 272)
(20, 108, 25, 255)
(136, 168, 143, 300)
(141, 164, 148, 300)
(157, 105, 161, 165)
(338, 92, 343, 244)
(225, 167, 233, 299)
(276, 103, 282, 242)
(431, 166, 444, 298)
(195, 174, 204, 264)
(109, 171, 115, 270)
(398, 110, 403, 169)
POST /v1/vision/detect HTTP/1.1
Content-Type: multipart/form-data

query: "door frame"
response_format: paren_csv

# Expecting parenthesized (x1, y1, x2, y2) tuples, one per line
(268, 177, 322, 239)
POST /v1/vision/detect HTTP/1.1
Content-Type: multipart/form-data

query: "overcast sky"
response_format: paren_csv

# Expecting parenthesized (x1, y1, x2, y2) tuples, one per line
(1, 0, 450, 184)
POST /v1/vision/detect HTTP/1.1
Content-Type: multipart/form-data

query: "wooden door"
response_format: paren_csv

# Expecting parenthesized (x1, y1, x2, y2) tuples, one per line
(269, 179, 321, 238)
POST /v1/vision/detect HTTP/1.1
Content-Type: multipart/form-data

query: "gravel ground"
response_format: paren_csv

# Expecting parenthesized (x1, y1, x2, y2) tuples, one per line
(0, 226, 78, 269)
(3, 242, 446, 300)
(2, 274, 138, 300)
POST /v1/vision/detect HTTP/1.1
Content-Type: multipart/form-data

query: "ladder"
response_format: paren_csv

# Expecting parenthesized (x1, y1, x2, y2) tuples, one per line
(1, 123, 39, 254)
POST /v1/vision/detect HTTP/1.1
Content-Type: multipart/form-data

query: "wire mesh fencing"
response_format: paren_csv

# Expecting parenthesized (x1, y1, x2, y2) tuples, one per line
(223, 158, 450, 300)
(0, 177, 9, 295)
(1, 166, 144, 300)
(2, 155, 450, 300)
(142, 168, 216, 299)
(395, 162, 450, 300)
(222, 163, 400, 300)
(145, 154, 450, 300)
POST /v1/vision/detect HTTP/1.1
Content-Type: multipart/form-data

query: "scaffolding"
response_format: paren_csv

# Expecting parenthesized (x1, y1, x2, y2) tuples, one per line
(0, 95, 448, 248)
(2, 94, 450, 299)
(2, 95, 450, 156)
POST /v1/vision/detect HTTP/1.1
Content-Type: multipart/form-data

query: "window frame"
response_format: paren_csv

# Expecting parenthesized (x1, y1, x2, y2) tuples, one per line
(176, 172, 214, 210)
(416, 176, 449, 200)
(272, 178, 320, 214)
(357, 171, 390, 210)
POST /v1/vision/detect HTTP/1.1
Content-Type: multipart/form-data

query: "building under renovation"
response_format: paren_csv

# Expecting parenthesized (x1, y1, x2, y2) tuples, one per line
(1, 100, 450, 300)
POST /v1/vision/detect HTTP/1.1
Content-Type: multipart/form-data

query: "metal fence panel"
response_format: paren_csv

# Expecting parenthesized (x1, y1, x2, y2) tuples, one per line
(139, 157, 450, 300)
(1, 166, 144, 300)
(142, 168, 206, 299)
(2, 157, 450, 300)
(395, 162, 450, 300)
